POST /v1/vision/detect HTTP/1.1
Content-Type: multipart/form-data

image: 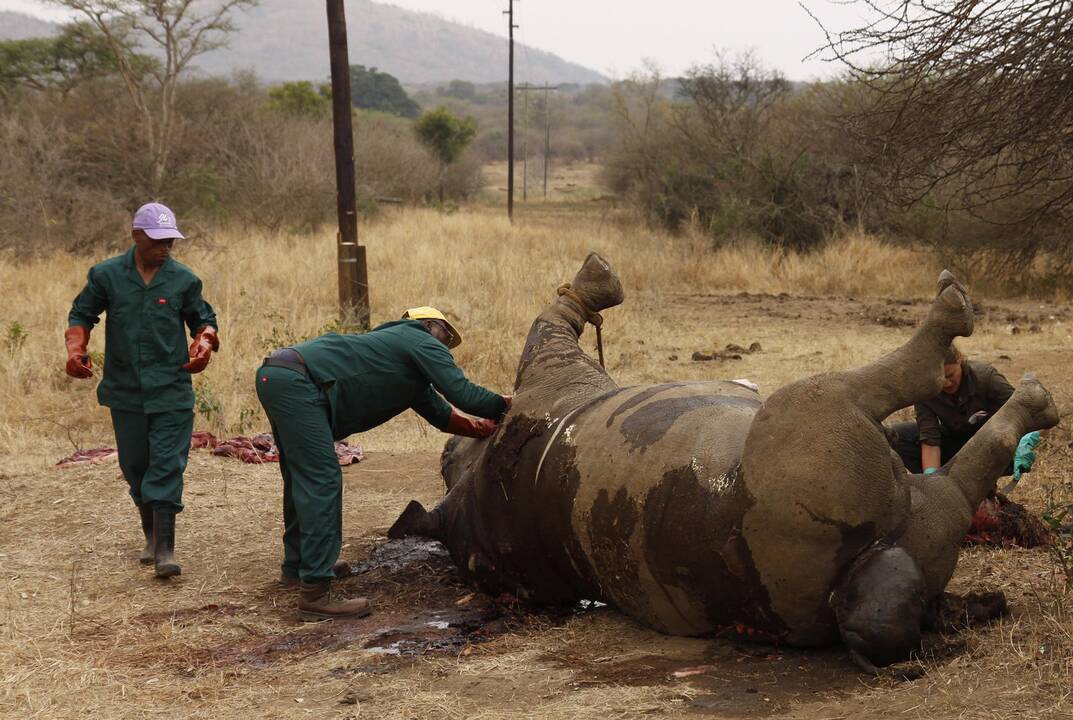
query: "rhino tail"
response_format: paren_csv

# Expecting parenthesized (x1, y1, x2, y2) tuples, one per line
(388, 500, 443, 540)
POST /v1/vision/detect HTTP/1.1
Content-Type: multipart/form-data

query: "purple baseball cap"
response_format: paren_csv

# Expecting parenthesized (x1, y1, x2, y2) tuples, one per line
(132, 202, 185, 240)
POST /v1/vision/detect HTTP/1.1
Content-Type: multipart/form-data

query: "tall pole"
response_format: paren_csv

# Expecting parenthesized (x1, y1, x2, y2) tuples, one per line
(504, 0, 517, 221)
(326, 0, 368, 329)
(543, 81, 550, 199)
(522, 87, 528, 202)
(519, 83, 559, 201)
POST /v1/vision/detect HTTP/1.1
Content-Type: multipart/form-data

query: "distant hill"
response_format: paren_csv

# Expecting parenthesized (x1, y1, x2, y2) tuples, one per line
(0, 11, 59, 40)
(0, 3, 606, 86)
(205, 1, 606, 85)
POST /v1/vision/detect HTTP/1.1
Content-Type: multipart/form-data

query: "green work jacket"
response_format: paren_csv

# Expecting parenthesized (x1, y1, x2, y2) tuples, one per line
(68, 247, 218, 413)
(294, 319, 506, 440)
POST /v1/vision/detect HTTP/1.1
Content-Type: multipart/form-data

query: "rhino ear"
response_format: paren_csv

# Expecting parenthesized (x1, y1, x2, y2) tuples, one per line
(388, 500, 441, 540)
(830, 545, 926, 668)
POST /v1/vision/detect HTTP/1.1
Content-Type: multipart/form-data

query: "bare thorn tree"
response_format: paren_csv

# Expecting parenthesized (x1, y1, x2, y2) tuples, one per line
(812, 1, 1073, 273)
(52, 0, 258, 192)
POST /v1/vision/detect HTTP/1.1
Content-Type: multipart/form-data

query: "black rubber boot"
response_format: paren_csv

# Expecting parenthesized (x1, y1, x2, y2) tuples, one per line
(152, 511, 181, 579)
(138, 506, 154, 565)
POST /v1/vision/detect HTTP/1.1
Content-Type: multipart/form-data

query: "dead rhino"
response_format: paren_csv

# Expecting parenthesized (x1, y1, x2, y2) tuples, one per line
(390, 253, 1058, 668)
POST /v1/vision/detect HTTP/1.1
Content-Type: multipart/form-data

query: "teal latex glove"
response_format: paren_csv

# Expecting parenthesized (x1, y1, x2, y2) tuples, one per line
(1012, 431, 1042, 481)
(923, 467, 939, 475)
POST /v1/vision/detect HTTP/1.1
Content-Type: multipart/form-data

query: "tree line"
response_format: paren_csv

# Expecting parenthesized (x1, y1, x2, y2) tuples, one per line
(2, 0, 1069, 292)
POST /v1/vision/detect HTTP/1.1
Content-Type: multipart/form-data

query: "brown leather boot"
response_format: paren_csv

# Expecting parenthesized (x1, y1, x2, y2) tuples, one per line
(298, 580, 371, 622)
(152, 511, 181, 579)
(278, 573, 300, 588)
(138, 506, 154, 565)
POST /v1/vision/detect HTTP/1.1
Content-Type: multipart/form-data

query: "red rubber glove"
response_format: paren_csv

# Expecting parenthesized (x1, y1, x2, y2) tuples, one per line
(445, 409, 497, 438)
(64, 326, 93, 378)
(182, 326, 219, 374)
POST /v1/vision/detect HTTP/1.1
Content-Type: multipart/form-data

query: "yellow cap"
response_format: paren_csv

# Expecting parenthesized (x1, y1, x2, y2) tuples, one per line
(402, 306, 462, 349)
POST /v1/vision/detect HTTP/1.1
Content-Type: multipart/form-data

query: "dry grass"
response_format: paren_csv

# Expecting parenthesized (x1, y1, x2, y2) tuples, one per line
(0, 206, 940, 470)
(2, 204, 1072, 719)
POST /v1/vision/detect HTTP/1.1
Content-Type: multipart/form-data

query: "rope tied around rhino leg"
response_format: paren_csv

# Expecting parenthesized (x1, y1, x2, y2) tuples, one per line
(557, 283, 605, 368)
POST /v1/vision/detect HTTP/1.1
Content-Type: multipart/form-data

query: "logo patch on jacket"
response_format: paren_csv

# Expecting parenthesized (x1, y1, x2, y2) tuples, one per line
(157, 297, 167, 305)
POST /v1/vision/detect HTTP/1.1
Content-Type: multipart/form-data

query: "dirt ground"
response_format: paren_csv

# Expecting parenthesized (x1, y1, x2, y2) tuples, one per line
(2, 291, 1072, 719)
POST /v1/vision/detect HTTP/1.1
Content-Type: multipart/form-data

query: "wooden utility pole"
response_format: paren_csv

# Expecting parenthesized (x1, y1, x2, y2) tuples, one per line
(520, 83, 560, 200)
(326, 0, 369, 329)
(543, 81, 551, 199)
(504, 0, 517, 221)
(522, 88, 528, 201)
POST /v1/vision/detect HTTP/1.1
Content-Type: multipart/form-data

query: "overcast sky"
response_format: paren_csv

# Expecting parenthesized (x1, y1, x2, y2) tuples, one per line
(0, 0, 876, 80)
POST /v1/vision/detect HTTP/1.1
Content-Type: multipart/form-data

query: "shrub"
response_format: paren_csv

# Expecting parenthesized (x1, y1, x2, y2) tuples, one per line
(603, 56, 888, 252)
(0, 75, 449, 252)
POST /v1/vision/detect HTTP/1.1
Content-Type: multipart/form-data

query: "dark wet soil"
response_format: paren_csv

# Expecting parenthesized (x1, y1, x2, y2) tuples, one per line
(136, 533, 1018, 688)
(337, 537, 450, 576)
(197, 538, 570, 669)
(544, 641, 864, 717)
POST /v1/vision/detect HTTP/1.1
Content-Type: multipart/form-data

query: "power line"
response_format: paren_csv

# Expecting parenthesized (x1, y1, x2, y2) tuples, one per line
(518, 82, 560, 201)
(503, 0, 518, 222)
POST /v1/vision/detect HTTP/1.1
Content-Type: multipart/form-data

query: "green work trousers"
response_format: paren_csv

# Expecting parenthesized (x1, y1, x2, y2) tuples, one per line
(255, 365, 342, 582)
(110, 408, 193, 514)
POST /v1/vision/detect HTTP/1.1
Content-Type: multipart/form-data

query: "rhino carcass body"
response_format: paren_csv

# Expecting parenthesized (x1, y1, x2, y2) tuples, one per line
(391, 253, 1058, 666)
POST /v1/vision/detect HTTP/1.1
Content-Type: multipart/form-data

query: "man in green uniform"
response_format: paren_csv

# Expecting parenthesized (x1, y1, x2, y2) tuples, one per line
(256, 307, 510, 621)
(65, 202, 219, 579)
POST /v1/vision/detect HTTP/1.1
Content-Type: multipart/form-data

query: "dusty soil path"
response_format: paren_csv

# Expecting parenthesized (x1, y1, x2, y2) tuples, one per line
(2, 292, 1071, 719)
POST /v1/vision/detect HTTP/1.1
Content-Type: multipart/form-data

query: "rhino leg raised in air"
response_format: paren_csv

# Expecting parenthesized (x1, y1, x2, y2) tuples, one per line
(512, 251, 623, 415)
(894, 375, 1059, 598)
(740, 271, 974, 651)
(389, 253, 624, 575)
(828, 287, 1058, 668)
(833, 375, 1058, 668)
(841, 270, 974, 421)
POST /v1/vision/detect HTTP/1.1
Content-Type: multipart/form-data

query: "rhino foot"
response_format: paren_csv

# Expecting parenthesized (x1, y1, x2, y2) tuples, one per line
(831, 545, 926, 668)
(1012, 373, 1059, 430)
(931, 270, 974, 339)
(569, 252, 624, 313)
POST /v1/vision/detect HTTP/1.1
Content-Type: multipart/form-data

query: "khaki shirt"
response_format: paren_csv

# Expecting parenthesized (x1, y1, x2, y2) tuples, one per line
(914, 360, 1014, 446)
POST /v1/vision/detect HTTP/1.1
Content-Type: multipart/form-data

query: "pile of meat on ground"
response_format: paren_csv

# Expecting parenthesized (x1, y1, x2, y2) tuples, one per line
(55, 431, 363, 468)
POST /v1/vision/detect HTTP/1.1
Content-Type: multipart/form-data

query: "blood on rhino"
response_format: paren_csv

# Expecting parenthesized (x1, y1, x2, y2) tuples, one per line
(389, 252, 1058, 668)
